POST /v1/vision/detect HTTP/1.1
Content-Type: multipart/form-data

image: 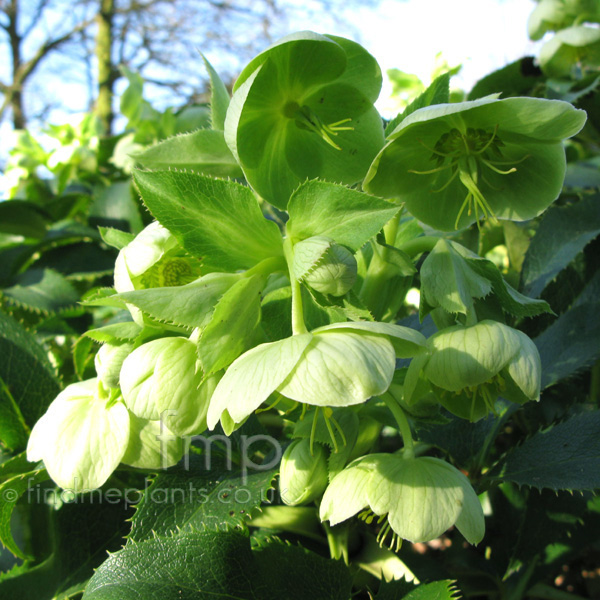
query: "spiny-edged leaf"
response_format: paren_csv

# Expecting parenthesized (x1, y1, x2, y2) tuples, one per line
(0, 494, 132, 600)
(33, 242, 116, 281)
(98, 226, 135, 250)
(73, 335, 96, 380)
(0, 200, 48, 239)
(385, 72, 450, 136)
(202, 53, 231, 131)
(83, 530, 352, 600)
(2, 268, 79, 314)
(307, 287, 374, 322)
(199, 274, 265, 374)
(128, 454, 277, 542)
(0, 468, 49, 558)
(0, 451, 38, 483)
(376, 579, 460, 600)
(488, 410, 600, 491)
(468, 56, 543, 101)
(0, 310, 60, 450)
(287, 180, 399, 252)
(134, 130, 243, 178)
(134, 170, 283, 271)
(535, 269, 600, 388)
(84, 321, 142, 344)
(521, 195, 600, 298)
(467, 258, 552, 318)
(117, 272, 241, 328)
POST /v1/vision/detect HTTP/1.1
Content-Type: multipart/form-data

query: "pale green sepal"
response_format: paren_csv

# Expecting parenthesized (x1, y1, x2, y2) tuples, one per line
(278, 331, 395, 407)
(27, 379, 130, 490)
(120, 337, 212, 435)
(311, 321, 427, 358)
(539, 25, 600, 77)
(505, 330, 542, 402)
(121, 413, 184, 469)
(320, 455, 382, 525)
(206, 334, 313, 428)
(403, 353, 431, 405)
(95, 342, 135, 389)
(425, 321, 521, 391)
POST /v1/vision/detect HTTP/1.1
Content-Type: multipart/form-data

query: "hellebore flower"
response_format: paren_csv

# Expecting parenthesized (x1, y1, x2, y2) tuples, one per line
(120, 336, 220, 437)
(320, 453, 484, 546)
(279, 438, 329, 506)
(225, 31, 385, 208)
(528, 0, 600, 40)
(364, 97, 586, 231)
(114, 221, 201, 325)
(207, 321, 426, 430)
(538, 25, 600, 77)
(27, 379, 130, 490)
(404, 320, 541, 422)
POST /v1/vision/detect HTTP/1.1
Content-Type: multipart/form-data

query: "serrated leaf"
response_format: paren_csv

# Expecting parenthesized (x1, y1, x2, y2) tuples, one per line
(32, 242, 116, 281)
(199, 274, 265, 374)
(385, 72, 450, 136)
(489, 411, 600, 491)
(128, 455, 277, 541)
(83, 531, 352, 600)
(287, 180, 399, 252)
(98, 227, 135, 250)
(133, 170, 283, 271)
(521, 195, 600, 298)
(535, 269, 600, 388)
(0, 468, 49, 558)
(0, 201, 48, 239)
(2, 268, 80, 314)
(0, 310, 60, 450)
(202, 53, 231, 131)
(376, 579, 460, 600)
(134, 130, 243, 178)
(84, 321, 142, 344)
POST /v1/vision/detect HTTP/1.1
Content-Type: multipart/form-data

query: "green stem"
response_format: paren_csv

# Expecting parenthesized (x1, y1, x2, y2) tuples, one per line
(398, 235, 439, 258)
(381, 393, 414, 459)
(283, 237, 308, 335)
(243, 255, 287, 279)
(249, 506, 326, 544)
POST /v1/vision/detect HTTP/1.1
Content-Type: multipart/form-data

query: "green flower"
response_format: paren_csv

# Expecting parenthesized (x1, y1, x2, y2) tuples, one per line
(279, 438, 329, 506)
(114, 221, 201, 325)
(95, 342, 135, 389)
(538, 25, 600, 77)
(528, 0, 600, 40)
(320, 453, 484, 545)
(207, 321, 426, 431)
(404, 320, 541, 421)
(225, 31, 385, 208)
(364, 97, 586, 231)
(27, 379, 130, 490)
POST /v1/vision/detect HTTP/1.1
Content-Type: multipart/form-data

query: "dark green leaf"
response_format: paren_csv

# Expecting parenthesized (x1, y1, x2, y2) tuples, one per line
(89, 181, 143, 234)
(73, 335, 96, 380)
(0, 310, 60, 450)
(376, 579, 460, 600)
(0, 201, 48, 239)
(468, 57, 543, 101)
(489, 411, 600, 491)
(133, 170, 283, 271)
(32, 242, 116, 281)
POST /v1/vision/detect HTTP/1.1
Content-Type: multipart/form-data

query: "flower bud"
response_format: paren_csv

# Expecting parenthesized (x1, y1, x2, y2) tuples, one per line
(279, 439, 329, 506)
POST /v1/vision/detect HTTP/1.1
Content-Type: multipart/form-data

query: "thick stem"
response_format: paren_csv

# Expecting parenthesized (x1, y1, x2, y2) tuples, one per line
(243, 255, 287, 279)
(382, 393, 414, 459)
(398, 236, 439, 258)
(95, 0, 115, 135)
(283, 237, 308, 335)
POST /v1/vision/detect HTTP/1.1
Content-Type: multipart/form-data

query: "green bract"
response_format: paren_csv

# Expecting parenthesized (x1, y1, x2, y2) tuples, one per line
(279, 438, 329, 505)
(320, 453, 484, 545)
(207, 322, 426, 430)
(224, 31, 385, 208)
(27, 379, 130, 490)
(114, 221, 201, 325)
(538, 25, 600, 77)
(364, 97, 586, 231)
(405, 320, 541, 421)
(120, 337, 220, 436)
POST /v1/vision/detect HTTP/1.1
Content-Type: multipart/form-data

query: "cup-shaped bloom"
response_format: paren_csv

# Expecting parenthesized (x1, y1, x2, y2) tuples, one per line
(538, 26, 600, 77)
(364, 97, 586, 231)
(207, 321, 426, 430)
(114, 221, 201, 325)
(320, 453, 484, 545)
(404, 320, 541, 422)
(120, 337, 220, 436)
(528, 0, 600, 40)
(95, 342, 135, 389)
(279, 439, 329, 506)
(225, 31, 385, 208)
(27, 379, 130, 490)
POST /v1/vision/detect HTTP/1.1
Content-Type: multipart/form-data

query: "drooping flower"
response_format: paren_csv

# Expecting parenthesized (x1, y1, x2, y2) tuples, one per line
(528, 0, 600, 41)
(404, 320, 541, 422)
(538, 25, 600, 77)
(207, 321, 426, 431)
(320, 453, 484, 546)
(364, 97, 586, 231)
(27, 379, 130, 490)
(224, 31, 385, 208)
